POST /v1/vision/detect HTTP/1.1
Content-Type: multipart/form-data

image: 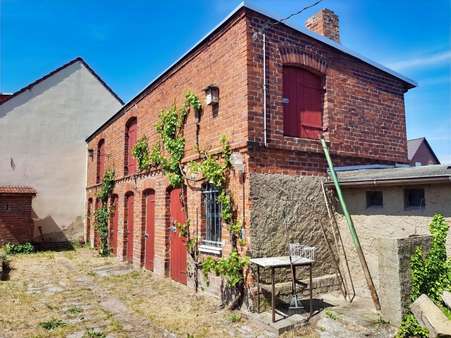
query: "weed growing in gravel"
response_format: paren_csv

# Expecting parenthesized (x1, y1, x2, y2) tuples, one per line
(38, 318, 66, 330)
(83, 329, 106, 338)
(66, 306, 83, 316)
(227, 312, 242, 323)
(324, 309, 338, 320)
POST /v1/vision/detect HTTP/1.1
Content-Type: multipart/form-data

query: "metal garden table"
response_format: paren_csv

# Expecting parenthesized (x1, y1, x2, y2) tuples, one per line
(250, 256, 314, 322)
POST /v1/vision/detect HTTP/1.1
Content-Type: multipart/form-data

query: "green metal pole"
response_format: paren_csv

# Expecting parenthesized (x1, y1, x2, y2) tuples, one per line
(320, 138, 381, 311)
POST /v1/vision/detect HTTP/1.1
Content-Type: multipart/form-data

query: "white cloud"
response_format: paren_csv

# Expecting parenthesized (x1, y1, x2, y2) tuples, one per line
(388, 50, 451, 71)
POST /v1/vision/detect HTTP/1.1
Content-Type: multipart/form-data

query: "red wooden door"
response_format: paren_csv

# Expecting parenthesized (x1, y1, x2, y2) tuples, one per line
(300, 70, 323, 139)
(127, 122, 137, 175)
(126, 194, 134, 264)
(283, 66, 300, 137)
(110, 196, 118, 255)
(169, 188, 187, 284)
(94, 199, 100, 249)
(87, 199, 92, 244)
(144, 191, 155, 271)
(283, 66, 323, 138)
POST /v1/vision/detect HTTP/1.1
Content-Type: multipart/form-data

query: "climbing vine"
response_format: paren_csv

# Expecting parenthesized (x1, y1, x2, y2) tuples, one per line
(187, 136, 249, 299)
(132, 136, 152, 172)
(149, 91, 202, 187)
(396, 213, 451, 337)
(127, 90, 248, 306)
(95, 169, 115, 256)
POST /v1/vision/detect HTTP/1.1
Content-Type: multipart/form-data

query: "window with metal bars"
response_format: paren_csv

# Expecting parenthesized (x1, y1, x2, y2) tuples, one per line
(202, 183, 222, 245)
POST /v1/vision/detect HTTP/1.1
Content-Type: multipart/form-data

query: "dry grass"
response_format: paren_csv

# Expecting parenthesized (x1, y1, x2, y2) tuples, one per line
(0, 248, 130, 337)
(95, 269, 251, 337)
(0, 248, 276, 338)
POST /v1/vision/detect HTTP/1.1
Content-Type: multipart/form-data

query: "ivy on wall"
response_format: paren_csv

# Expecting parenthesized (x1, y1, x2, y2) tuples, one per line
(396, 213, 451, 338)
(129, 90, 249, 307)
(95, 169, 115, 256)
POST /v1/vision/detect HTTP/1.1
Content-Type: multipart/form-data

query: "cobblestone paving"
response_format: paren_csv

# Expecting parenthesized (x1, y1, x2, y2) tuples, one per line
(0, 248, 278, 338)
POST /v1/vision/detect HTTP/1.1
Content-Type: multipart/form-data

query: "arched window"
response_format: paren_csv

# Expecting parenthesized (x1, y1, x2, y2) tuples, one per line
(282, 66, 323, 139)
(124, 117, 137, 175)
(96, 139, 105, 184)
(202, 183, 221, 245)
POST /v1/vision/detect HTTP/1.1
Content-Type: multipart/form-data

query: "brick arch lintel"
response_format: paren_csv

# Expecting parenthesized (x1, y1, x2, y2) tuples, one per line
(279, 46, 328, 74)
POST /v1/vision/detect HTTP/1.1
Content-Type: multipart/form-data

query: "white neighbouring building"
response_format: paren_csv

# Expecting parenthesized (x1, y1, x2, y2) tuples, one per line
(0, 57, 123, 243)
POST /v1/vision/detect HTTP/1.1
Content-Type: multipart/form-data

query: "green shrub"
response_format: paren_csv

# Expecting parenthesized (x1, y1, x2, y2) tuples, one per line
(396, 213, 450, 337)
(396, 313, 428, 338)
(4, 242, 34, 255)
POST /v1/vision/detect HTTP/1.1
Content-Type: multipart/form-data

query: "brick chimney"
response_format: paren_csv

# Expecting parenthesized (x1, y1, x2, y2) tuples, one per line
(305, 9, 340, 43)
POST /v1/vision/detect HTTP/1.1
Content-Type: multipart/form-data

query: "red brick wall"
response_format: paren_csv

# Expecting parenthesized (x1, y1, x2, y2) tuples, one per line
(0, 194, 34, 245)
(86, 11, 250, 274)
(85, 8, 411, 285)
(246, 9, 409, 175)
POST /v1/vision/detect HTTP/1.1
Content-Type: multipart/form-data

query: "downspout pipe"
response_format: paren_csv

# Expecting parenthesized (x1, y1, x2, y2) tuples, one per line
(320, 138, 381, 311)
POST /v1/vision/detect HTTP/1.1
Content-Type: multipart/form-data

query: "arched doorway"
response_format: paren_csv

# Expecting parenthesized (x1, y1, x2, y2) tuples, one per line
(94, 198, 101, 249)
(143, 189, 155, 271)
(124, 192, 134, 264)
(86, 198, 93, 245)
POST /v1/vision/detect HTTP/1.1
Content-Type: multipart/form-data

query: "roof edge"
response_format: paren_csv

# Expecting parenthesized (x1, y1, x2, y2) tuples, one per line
(0, 57, 124, 107)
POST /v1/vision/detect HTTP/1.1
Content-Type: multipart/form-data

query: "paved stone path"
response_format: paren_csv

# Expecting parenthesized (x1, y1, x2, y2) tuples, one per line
(0, 249, 278, 338)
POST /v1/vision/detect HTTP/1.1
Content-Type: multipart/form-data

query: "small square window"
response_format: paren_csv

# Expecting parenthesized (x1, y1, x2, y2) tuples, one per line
(366, 191, 383, 208)
(404, 188, 425, 209)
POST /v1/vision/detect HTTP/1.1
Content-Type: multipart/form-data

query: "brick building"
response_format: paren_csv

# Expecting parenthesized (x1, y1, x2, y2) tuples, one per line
(85, 3, 416, 297)
(0, 186, 36, 245)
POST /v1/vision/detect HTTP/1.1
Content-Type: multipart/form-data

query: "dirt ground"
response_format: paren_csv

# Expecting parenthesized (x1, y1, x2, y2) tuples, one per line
(0, 247, 314, 338)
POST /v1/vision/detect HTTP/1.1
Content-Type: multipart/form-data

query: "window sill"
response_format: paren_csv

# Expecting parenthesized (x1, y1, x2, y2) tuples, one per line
(199, 243, 223, 255)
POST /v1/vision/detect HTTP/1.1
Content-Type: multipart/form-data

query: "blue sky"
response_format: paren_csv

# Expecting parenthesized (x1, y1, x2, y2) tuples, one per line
(1, 0, 450, 163)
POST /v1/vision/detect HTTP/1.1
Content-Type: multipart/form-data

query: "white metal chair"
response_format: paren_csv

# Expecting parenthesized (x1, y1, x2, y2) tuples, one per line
(288, 243, 316, 309)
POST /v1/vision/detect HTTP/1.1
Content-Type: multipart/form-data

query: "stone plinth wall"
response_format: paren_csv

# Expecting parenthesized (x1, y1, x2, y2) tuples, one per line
(249, 173, 335, 281)
(377, 235, 431, 325)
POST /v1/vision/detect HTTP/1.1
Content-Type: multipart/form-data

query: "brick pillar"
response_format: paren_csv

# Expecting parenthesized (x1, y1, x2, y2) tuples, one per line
(152, 180, 169, 277)
(133, 190, 144, 268)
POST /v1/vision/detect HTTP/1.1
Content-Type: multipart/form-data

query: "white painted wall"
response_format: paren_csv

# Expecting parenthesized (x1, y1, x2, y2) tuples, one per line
(0, 61, 122, 241)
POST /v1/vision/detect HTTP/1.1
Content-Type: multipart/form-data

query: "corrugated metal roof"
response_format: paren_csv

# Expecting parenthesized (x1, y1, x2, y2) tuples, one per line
(335, 164, 451, 184)
(85, 1, 417, 142)
(0, 186, 37, 195)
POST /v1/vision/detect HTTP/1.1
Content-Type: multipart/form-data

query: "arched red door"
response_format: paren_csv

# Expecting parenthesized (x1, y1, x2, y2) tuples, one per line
(94, 198, 101, 249)
(169, 188, 187, 284)
(125, 193, 134, 264)
(110, 195, 118, 255)
(144, 191, 155, 271)
(86, 199, 93, 245)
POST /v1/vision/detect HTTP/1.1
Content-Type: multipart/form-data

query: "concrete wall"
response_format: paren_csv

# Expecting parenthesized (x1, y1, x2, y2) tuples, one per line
(377, 235, 431, 325)
(335, 183, 451, 299)
(0, 61, 122, 242)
